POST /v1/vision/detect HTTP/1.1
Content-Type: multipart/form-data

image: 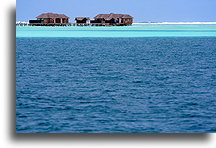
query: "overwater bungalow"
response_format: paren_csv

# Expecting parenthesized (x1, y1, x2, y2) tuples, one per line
(91, 13, 133, 26)
(29, 13, 69, 26)
(75, 17, 90, 24)
(26, 12, 133, 26)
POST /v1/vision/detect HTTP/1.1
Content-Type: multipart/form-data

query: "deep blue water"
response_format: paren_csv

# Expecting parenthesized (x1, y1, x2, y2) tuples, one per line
(16, 37, 216, 133)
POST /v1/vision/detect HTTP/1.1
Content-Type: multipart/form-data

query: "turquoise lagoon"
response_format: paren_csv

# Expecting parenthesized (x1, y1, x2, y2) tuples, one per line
(16, 24, 216, 38)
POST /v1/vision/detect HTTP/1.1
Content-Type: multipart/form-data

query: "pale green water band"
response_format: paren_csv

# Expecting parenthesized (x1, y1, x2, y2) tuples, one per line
(16, 24, 216, 37)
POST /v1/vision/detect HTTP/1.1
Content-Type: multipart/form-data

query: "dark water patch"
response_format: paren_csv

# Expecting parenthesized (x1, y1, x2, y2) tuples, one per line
(132, 80, 143, 83)
(185, 102, 199, 106)
(37, 122, 51, 126)
(207, 128, 216, 133)
(17, 115, 28, 118)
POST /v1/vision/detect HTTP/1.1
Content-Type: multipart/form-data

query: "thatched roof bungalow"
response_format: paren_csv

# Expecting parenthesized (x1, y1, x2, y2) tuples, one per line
(34, 13, 69, 24)
(92, 13, 133, 25)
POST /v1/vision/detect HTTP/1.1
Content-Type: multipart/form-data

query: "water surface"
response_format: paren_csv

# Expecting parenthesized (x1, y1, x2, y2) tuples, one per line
(16, 37, 216, 133)
(16, 24, 216, 37)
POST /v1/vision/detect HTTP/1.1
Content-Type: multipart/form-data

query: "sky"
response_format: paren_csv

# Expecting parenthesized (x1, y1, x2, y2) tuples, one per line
(17, 0, 216, 22)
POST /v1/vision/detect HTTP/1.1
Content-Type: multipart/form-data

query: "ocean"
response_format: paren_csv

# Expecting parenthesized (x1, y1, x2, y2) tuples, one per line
(16, 25, 216, 133)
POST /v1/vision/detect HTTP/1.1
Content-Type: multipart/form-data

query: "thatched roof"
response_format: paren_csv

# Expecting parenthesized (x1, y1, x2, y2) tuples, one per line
(36, 13, 69, 19)
(75, 17, 90, 21)
(94, 13, 133, 20)
(122, 14, 133, 18)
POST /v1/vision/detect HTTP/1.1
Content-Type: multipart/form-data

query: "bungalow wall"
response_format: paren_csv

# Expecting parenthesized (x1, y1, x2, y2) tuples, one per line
(122, 18, 133, 24)
(62, 18, 69, 23)
(105, 18, 116, 24)
(40, 18, 53, 23)
(37, 18, 68, 24)
(90, 19, 103, 24)
(91, 18, 132, 25)
(76, 19, 88, 23)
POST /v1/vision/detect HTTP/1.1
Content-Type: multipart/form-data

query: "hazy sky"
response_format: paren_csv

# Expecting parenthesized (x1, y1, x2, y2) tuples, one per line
(17, 0, 216, 22)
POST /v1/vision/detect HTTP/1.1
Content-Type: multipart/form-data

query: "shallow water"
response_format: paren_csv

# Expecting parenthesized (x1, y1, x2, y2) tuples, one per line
(16, 24, 216, 37)
(16, 37, 215, 133)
